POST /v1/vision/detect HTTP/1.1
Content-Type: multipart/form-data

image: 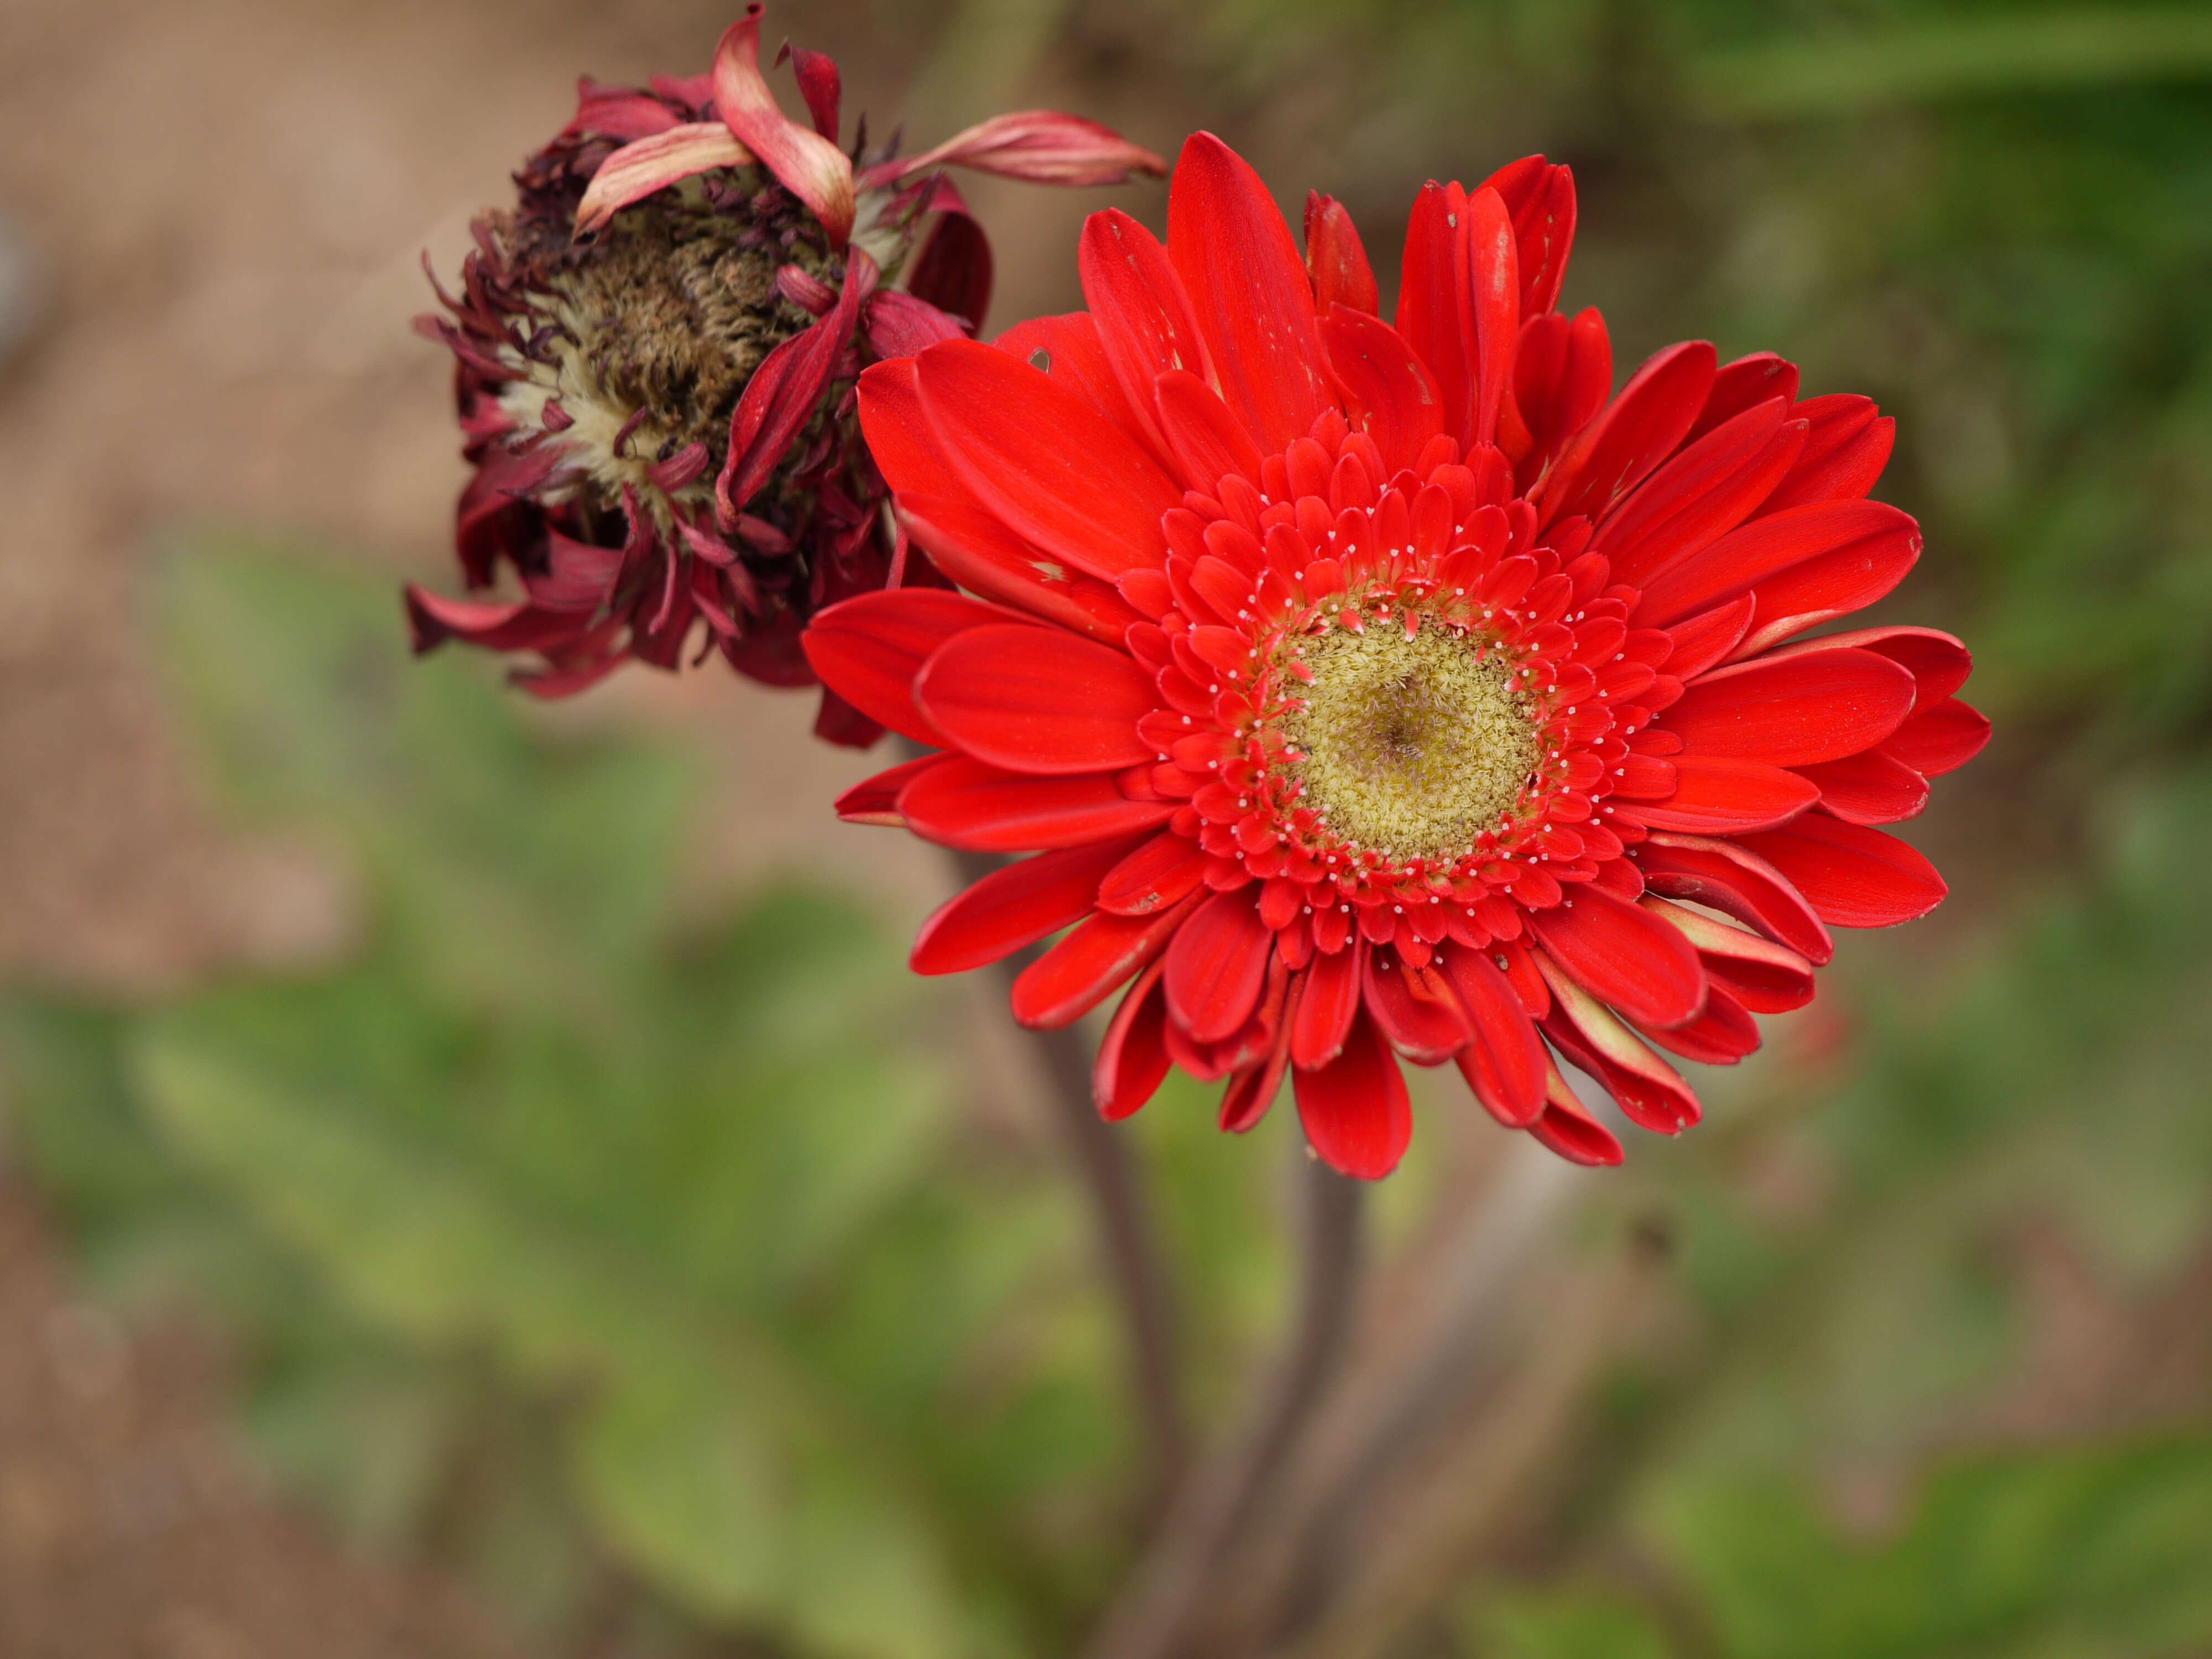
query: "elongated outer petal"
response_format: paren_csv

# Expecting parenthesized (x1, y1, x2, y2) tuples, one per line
(1537, 341, 1718, 529)
(835, 752, 943, 827)
(1619, 755, 1822, 834)
(1294, 1009, 1412, 1180)
(915, 624, 1157, 775)
(1535, 951, 1702, 1135)
(1738, 813, 1948, 928)
(1636, 830, 1834, 964)
(1167, 133, 1334, 453)
(898, 494, 1142, 644)
(803, 587, 1032, 743)
(916, 338, 1179, 582)
(1164, 889, 1275, 1044)
(1639, 895, 1814, 1013)
(1438, 943, 1547, 1126)
(864, 111, 1167, 188)
(575, 123, 754, 234)
(1081, 209, 1212, 455)
(1793, 749, 1930, 825)
(1397, 182, 1473, 444)
(1664, 648, 1916, 768)
(911, 834, 1140, 974)
(1882, 696, 1991, 777)
(1321, 306, 1447, 477)
(1528, 1055, 1624, 1167)
(900, 757, 1175, 852)
(1290, 940, 1365, 1071)
(1305, 192, 1380, 316)
(1634, 498, 1919, 630)
(993, 312, 1151, 442)
(1527, 885, 1705, 1029)
(712, 5, 855, 247)
(1464, 185, 1520, 448)
(1013, 891, 1200, 1029)
(1095, 961, 1172, 1120)
(859, 358, 982, 507)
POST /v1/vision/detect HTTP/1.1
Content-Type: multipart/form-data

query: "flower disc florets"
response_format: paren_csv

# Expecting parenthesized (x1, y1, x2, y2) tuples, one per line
(409, 4, 1164, 736)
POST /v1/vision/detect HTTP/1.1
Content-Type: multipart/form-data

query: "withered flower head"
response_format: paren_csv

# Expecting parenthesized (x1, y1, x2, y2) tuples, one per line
(411, 3, 1164, 740)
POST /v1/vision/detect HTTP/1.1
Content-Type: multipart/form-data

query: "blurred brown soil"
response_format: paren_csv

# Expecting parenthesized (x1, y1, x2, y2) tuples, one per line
(0, 1176, 538, 1658)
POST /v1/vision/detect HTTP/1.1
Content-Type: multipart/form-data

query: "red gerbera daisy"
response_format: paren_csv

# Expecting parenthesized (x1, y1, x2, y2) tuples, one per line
(409, 3, 1162, 739)
(805, 134, 1991, 1176)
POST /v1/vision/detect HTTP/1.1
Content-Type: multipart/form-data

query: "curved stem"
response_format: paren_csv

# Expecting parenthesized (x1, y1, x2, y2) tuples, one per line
(1079, 1152, 1366, 1659)
(938, 842, 1190, 1500)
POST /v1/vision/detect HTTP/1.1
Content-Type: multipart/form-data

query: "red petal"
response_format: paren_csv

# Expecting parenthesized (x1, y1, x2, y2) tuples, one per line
(1098, 830, 1209, 917)
(1164, 889, 1275, 1044)
(1320, 306, 1447, 477)
(1637, 830, 1834, 965)
(802, 587, 1027, 743)
(1167, 133, 1333, 453)
(1639, 895, 1814, 1014)
(712, 6, 855, 246)
(915, 624, 1156, 775)
(718, 252, 875, 518)
(575, 124, 753, 234)
(1618, 755, 1822, 834)
(1526, 886, 1706, 1029)
(1095, 961, 1172, 1121)
(1293, 1010, 1412, 1180)
(1764, 394, 1894, 512)
(1463, 185, 1520, 448)
(1793, 750, 1931, 825)
(1737, 815, 1948, 928)
(1363, 952, 1472, 1065)
(1480, 155, 1577, 320)
(1536, 340, 1718, 528)
(1881, 696, 1991, 778)
(917, 338, 1180, 581)
(1535, 953, 1702, 1135)
(898, 494, 1143, 644)
(907, 210, 993, 331)
(1396, 182, 1474, 446)
(835, 751, 942, 826)
(993, 312, 1150, 440)
(1593, 398, 1804, 588)
(1633, 499, 1919, 631)
(1685, 352, 1800, 445)
(1220, 1029, 1292, 1133)
(1662, 595, 1758, 681)
(1081, 208, 1213, 458)
(858, 358, 980, 504)
(785, 44, 841, 138)
(1527, 1056, 1624, 1167)
(1766, 624, 1971, 703)
(900, 757, 1175, 852)
(1630, 982, 1761, 1065)
(1305, 191, 1379, 316)
(1664, 647, 1916, 767)
(1013, 893, 1200, 1029)
(1438, 943, 1547, 1126)
(1155, 370, 1267, 494)
(864, 289, 967, 358)
(1290, 941, 1364, 1071)
(910, 835, 1139, 974)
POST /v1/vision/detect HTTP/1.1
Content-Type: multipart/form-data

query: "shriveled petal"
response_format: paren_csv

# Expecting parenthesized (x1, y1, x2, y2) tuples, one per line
(864, 289, 968, 359)
(1293, 1010, 1412, 1180)
(1663, 647, 1916, 768)
(916, 338, 1180, 582)
(1526, 885, 1706, 1029)
(1616, 755, 1822, 834)
(1167, 133, 1334, 453)
(1164, 889, 1275, 1044)
(900, 757, 1176, 852)
(864, 111, 1167, 189)
(717, 250, 875, 520)
(915, 624, 1157, 775)
(802, 587, 1027, 744)
(575, 123, 754, 235)
(1737, 814, 1948, 928)
(711, 4, 855, 246)
(910, 834, 1140, 975)
(1011, 892, 1199, 1029)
